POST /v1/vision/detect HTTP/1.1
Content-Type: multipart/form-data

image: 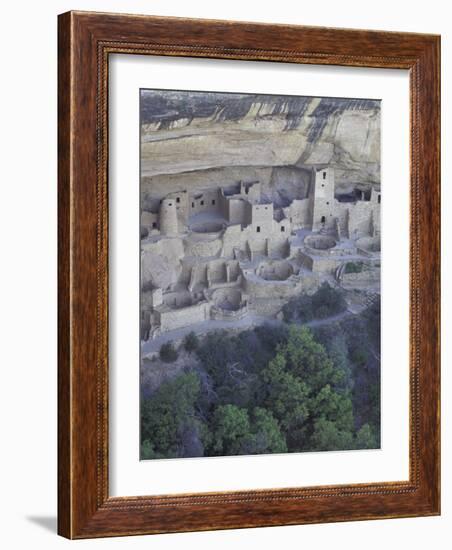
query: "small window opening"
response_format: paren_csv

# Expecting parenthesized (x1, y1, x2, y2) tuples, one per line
(323, 172, 327, 180)
(256, 226, 261, 233)
(378, 195, 381, 204)
(281, 226, 285, 232)
(212, 199, 216, 205)
(176, 197, 180, 203)
(152, 222, 157, 229)
(321, 216, 326, 224)
(200, 200, 204, 206)
(191, 202, 194, 208)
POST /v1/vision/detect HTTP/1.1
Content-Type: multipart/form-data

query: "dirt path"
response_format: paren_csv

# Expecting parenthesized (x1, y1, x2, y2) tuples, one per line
(141, 315, 281, 356)
(141, 307, 361, 356)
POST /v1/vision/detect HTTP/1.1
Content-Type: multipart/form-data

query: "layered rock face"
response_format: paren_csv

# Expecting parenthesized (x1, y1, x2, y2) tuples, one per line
(141, 90, 380, 205)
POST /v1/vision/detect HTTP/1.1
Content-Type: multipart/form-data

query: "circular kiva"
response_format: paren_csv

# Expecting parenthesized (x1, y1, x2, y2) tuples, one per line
(163, 291, 199, 310)
(190, 221, 224, 234)
(304, 234, 337, 250)
(256, 260, 294, 281)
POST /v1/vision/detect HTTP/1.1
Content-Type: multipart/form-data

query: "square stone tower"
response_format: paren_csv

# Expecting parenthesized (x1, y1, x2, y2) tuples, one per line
(251, 203, 274, 236)
(311, 167, 335, 231)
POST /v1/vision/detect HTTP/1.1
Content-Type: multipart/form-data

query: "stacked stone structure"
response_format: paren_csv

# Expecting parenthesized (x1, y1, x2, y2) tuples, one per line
(140, 167, 381, 340)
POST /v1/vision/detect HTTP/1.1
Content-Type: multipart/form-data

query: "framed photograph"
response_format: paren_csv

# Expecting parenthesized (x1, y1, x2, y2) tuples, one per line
(58, 11, 440, 538)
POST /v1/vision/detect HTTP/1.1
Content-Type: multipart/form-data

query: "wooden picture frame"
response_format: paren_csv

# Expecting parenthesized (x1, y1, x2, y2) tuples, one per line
(58, 10, 440, 539)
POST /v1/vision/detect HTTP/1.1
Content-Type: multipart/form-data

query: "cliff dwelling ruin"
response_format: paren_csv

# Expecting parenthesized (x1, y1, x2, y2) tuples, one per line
(141, 166, 381, 342)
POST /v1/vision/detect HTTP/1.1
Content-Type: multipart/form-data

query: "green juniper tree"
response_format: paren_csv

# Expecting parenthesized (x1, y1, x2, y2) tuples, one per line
(141, 371, 205, 458)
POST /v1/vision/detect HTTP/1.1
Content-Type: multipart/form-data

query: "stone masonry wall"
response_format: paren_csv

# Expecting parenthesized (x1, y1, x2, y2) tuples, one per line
(347, 202, 376, 238)
(188, 188, 221, 217)
(227, 198, 251, 226)
(158, 301, 210, 332)
(285, 198, 312, 229)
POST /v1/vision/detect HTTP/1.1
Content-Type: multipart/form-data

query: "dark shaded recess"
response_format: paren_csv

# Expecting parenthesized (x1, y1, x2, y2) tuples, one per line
(141, 90, 334, 132)
(334, 188, 372, 202)
(335, 190, 360, 203)
(266, 165, 311, 206)
(335, 187, 373, 202)
(222, 182, 242, 196)
(307, 98, 380, 143)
